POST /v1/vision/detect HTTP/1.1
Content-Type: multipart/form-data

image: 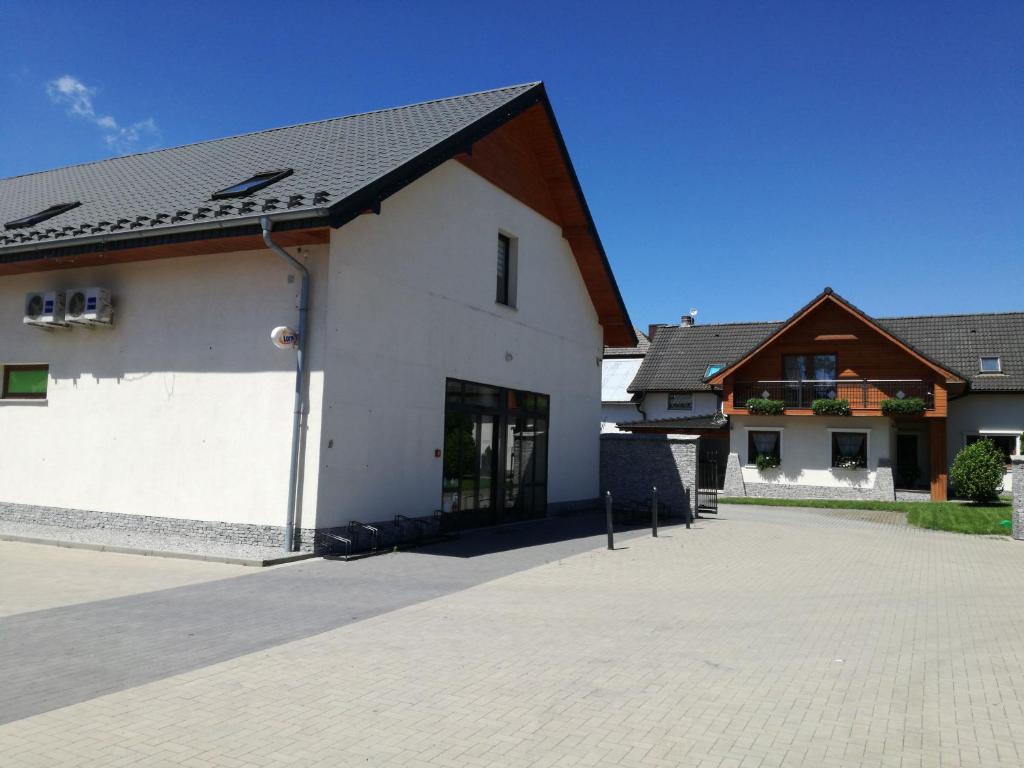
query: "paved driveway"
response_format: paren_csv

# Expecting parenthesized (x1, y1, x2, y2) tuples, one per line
(3, 504, 1024, 767)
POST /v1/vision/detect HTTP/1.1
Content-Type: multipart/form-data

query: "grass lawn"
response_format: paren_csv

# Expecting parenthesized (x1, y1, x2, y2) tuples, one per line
(720, 496, 1014, 535)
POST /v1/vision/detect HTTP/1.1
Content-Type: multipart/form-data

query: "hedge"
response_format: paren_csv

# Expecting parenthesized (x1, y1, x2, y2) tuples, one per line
(950, 439, 1006, 502)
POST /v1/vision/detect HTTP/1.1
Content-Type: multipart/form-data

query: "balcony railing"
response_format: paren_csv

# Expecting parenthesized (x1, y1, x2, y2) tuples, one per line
(733, 379, 934, 411)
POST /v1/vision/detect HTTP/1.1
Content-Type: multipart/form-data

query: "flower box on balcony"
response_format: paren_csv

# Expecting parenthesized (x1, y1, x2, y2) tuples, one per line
(745, 397, 785, 415)
(881, 396, 926, 416)
(811, 398, 851, 416)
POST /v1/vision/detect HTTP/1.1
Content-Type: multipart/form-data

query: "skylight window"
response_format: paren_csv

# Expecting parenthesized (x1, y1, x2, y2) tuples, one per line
(980, 356, 1002, 373)
(212, 169, 293, 199)
(4, 201, 81, 230)
(704, 364, 725, 379)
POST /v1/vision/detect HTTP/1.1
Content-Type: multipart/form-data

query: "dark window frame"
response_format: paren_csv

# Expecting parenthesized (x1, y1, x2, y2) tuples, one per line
(496, 232, 513, 306)
(747, 430, 781, 465)
(211, 169, 293, 200)
(667, 392, 694, 411)
(831, 430, 868, 470)
(2, 364, 49, 400)
(5, 202, 81, 230)
(782, 352, 838, 381)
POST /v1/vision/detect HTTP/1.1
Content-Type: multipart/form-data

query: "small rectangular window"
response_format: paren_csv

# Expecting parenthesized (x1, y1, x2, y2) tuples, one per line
(2, 364, 49, 399)
(979, 356, 1002, 373)
(496, 233, 516, 307)
(668, 393, 693, 411)
(747, 430, 781, 465)
(832, 431, 867, 469)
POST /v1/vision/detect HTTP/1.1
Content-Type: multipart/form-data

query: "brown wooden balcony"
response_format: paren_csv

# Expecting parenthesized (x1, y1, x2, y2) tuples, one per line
(732, 379, 935, 412)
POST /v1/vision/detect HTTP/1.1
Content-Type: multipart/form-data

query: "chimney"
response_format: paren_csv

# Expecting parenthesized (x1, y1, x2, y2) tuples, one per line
(681, 308, 698, 327)
(647, 324, 660, 341)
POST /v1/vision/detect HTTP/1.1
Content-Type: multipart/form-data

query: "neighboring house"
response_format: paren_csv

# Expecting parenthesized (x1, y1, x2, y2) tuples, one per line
(600, 326, 648, 432)
(0, 82, 634, 551)
(630, 288, 1023, 500)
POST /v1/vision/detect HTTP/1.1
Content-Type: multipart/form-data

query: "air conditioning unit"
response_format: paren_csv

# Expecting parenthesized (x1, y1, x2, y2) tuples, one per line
(23, 291, 68, 329)
(65, 288, 113, 326)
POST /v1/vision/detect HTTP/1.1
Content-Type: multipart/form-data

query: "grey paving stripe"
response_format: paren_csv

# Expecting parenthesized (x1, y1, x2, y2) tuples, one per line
(0, 513, 672, 725)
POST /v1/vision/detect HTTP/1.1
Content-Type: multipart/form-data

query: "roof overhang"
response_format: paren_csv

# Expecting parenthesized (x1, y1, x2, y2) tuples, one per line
(706, 288, 965, 386)
(0, 83, 633, 346)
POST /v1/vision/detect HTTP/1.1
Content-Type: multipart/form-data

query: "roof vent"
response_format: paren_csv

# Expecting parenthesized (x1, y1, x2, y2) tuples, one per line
(212, 169, 293, 200)
(5, 201, 81, 230)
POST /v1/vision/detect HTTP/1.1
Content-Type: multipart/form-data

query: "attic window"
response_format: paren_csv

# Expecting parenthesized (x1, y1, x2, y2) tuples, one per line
(4, 201, 81, 230)
(704, 364, 725, 379)
(979, 356, 1002, 373)
(212, 169, 293, 199)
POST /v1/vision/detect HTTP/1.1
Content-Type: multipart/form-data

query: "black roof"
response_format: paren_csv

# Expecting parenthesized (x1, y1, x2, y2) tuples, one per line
(0, 83, 541, 256)
(604, 327, 650, 358)
(630, 312, 1024, 393)
(622, 414, 729, 431)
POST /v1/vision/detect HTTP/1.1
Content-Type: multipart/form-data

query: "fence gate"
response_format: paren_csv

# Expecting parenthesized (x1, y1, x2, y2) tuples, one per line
(697, 459, 719, 515)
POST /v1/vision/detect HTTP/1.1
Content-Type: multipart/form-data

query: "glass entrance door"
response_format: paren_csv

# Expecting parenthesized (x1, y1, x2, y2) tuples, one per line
(442, 379, 549, 530)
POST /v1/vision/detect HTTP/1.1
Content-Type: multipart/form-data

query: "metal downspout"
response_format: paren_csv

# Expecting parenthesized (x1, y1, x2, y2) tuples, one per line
(260, 216, 309, 551)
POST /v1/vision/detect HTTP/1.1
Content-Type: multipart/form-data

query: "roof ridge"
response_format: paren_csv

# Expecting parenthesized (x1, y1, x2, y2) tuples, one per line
(1, 82, 542, 184)
(656, 319, 783, 329)
(879, 310, 1024, 321)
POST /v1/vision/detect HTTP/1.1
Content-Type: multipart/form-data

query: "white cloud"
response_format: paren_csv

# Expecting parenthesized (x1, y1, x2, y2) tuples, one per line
(46, 74, 159, 154)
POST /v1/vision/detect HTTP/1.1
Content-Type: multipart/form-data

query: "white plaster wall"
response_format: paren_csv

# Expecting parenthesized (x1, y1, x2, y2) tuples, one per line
(601, 402, 641, 433)
(641, 391, 720, 420)
(731, 415, 893, 489)
(0, 246, 329, 528)
(948, 394, 1024, 491)
(314, 160, 603, 527)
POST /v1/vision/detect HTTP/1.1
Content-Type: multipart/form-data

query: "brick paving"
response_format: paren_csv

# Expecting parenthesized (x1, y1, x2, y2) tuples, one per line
(3, 504, 1024, 767)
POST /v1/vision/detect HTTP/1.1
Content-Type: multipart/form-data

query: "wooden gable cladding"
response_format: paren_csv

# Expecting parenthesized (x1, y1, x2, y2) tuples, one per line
(456, 102, 633, 347)
(0, 227, 330, 277)
(716, 292, 960, 417)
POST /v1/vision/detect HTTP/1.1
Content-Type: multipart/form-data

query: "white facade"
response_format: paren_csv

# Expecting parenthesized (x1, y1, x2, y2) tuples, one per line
(600, 357, 642, 432)
(947, 394, 1024, 492)
(0, 160, 606, 534)
(639, 391, 721, 421)
(731, 415, 892, 491)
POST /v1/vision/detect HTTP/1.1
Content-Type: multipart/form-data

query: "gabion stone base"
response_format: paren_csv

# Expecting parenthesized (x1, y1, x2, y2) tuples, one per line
(723, 453, 746, 497)
(0, 502, 316, 551)
(1012, 457, 1023, 541)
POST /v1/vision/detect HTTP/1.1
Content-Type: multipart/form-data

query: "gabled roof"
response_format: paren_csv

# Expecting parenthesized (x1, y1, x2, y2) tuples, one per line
(0, 84, 540, 252)
(630, 292, 1023, 394)
(604, 327, 649, 358)
(878, 312, 1024, 392)
(705, 288, 963, 386)
(628, 321, 780, 392)
(0, 82, 634, 344)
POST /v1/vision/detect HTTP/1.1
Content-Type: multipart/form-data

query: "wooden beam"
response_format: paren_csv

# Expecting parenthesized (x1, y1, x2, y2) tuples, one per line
(930, 419, 948, 501)
(0, 227, 330, 276)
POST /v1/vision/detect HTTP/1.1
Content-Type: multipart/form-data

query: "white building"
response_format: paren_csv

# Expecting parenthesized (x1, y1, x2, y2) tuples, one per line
(0, 83, 635, 551)
(600, 327, 648, 432)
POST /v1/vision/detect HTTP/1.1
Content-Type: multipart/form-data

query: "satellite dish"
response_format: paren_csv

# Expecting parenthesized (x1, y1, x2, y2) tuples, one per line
(271, 326, 299, 350)
(689, 308, 698, 318)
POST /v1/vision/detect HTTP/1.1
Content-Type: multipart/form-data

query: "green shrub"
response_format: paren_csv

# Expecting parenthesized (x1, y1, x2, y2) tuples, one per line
(745, 398, 785, 415)
(755, 453, 780, 471)
(949, 439, 1006, 502)
(811, 398, 851, 416)
(881, 397, 926, 416)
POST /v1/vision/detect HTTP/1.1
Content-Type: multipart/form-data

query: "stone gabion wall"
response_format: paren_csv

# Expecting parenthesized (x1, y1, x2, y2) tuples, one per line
(1012, 457, 1023, 541)
(723, 453, 746, 497)
(599, 433, 698, 518)
(0, 502, 317, 551)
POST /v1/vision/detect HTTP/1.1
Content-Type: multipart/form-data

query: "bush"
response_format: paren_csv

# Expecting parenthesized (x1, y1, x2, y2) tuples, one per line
(811, 398, 851, 416)
(949, 439, 1006, 502)
(881, 397, 926, 416)
(755, 453, 780, 471)
(746, 398, 785, 415)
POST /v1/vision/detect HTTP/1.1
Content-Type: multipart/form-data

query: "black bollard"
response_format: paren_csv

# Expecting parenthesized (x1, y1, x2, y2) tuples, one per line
(605, 491, 614, 550)
(651, 486, 658, 537)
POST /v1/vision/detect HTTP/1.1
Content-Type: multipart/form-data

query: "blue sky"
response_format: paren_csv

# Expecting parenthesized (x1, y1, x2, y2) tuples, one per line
(2, 1, 1021, 328)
